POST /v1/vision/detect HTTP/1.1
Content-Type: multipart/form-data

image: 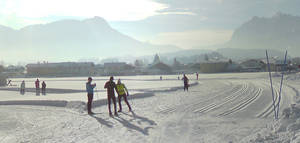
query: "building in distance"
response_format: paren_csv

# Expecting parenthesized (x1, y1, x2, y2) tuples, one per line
(26, 62, 95, 77)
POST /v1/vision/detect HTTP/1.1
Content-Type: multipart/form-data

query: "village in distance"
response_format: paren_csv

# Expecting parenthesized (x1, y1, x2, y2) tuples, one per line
(1, 51, 300, 86)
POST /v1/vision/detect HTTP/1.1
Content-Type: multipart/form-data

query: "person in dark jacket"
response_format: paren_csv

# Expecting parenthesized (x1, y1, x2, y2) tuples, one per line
(86, 77, 96, 115)
(182, 74, 189, 91)
(41, 81, 46, 95)
(20, 80, 25, 95)
(104, 76, 118, 116)
(7, 79, 12, 86)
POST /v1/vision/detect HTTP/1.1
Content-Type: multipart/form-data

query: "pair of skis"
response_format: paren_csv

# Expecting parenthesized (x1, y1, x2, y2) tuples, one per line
(266, 50, 287, 119)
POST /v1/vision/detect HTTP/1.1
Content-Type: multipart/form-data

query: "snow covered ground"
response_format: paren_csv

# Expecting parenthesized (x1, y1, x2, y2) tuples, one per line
(0, 73, 299, 143)
(0, 75, 190, 101)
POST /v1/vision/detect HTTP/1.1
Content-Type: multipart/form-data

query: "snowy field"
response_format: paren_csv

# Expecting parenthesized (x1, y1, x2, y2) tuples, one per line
(0, 75, 191, 101)
(0, 73, 299, 143)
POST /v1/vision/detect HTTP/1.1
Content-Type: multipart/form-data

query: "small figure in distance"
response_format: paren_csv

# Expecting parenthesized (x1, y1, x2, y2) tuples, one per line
(35, 78, 40, 96)
(182, 74, 189, 92)
(86, 77, 96, 115)
(20, 80, 25, 95)
(7, 79, 12, 86)
(41, 81, 46, 95)
(116, 79, 132, 112)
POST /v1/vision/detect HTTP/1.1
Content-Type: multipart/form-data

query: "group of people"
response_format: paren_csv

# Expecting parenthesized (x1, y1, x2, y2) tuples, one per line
(86, 76, 132, 116)
(20, 79, 47, 95)
(35, 79, 47, 95)
(86, 73, 197, 115)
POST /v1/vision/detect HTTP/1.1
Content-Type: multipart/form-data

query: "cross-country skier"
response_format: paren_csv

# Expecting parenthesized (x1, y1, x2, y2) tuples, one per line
(41, 81, 46, 95)
(116, 79, 132, 112)
(86, 77, 96, 115)
(182, 74, 189, 91)
(20, 80, 25, 95)
(35, 79, 40, 96)
(104, 76, 118, 116)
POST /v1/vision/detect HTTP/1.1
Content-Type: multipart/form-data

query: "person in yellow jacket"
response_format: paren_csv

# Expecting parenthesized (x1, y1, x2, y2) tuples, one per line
(116, 79, 132, 112)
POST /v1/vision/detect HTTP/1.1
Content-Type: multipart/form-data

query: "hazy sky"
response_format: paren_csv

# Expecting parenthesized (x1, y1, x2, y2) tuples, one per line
(1, 0, 300, 49)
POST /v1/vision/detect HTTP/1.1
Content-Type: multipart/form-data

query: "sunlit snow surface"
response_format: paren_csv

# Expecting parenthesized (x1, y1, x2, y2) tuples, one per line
(0, 73, 299, 143)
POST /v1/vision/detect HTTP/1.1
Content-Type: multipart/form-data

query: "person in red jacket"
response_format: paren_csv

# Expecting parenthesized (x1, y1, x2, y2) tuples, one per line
(35, 79, 40, 95)
(104, 76, 118, 116)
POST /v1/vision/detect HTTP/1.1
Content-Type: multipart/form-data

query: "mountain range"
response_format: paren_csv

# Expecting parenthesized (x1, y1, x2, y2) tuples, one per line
(1, 13, 300, 64)
(147, 12, 300, 62)
(227, 12, 300, 57)
(0, 17, 179, 63)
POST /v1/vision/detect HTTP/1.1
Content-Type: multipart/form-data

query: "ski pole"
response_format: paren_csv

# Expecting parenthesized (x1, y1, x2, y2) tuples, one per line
(266, 50, 278, 119)
(276, 50, 288, 119)
(128, 93, 132, 108)
(95, 87, 99, 100)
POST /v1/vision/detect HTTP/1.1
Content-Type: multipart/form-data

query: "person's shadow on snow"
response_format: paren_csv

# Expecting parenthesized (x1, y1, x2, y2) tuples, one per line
(90, 115, 113, 128)
(112, 115, 154, 135)
(122, 112, 157, 126)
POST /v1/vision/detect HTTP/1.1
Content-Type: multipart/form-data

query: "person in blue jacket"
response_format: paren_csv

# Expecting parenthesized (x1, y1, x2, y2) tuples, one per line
(86, 77, 96, 115)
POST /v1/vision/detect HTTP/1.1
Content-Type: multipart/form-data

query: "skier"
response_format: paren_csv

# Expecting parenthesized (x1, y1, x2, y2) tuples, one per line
(20, 80, 25, 95)
(196, 72, 199, 80)
(104, 76, 118, 116)
(182, 74, 189, 91)
(35, 79, 40, 96)
(116, 79, 132, 112)
(86, 77, 96, 115)
(7, 80, 12, 86)
(41, 81, 46, 95)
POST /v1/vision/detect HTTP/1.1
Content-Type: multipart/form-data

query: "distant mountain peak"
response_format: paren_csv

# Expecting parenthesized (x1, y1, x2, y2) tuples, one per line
(229, 13, 300, 57)
(84, 16, 108, 24)
(0, 16, 179, 61)
(92, 16, 106, 21)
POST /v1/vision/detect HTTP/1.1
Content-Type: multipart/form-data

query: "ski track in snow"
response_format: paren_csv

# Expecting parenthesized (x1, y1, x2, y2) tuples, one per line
(0, 73, 298, 143)
(157, 78, 293, 119)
